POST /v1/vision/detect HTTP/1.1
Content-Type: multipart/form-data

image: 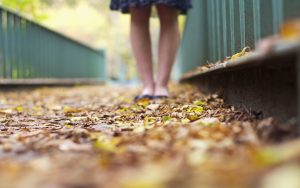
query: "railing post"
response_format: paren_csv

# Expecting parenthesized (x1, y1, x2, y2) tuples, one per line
(13, 14, 20, 79)
(6, 11, 13, 79)
(0, 8, 3, 78)
(298, 47, 300, 136)
(2, 10, 7, 78)
(23, 19, 30, 78)
(99, 49, 106, 80)
(19, 19, 25, 78)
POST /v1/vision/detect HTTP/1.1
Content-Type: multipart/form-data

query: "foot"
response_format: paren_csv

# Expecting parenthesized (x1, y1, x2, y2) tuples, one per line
(141, 86, 154, 96)
(134, 85, 155, 102)
(134, 94, 153, 102)
(154, 86, 170, 97)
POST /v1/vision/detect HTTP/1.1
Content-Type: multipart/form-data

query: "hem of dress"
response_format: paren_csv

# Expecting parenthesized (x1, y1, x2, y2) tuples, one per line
(110, 2, 192, 15)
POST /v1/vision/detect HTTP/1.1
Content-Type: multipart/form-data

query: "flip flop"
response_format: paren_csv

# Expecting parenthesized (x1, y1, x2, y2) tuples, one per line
(152, 95, 169, 100)
(134, 94, 153, 102)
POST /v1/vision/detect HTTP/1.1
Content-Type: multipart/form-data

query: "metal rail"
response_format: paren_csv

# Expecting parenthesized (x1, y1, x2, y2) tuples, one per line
(0, 6, 106, 82)
(177, 0, 300, 74)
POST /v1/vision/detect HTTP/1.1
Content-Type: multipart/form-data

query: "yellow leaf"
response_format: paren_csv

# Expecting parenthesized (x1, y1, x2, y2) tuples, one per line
(63, 106, 82, 113)
(231, 47, 251, 60)
(136, 98, 151, 106)
(193, 100, 206, 106)
(187, 106, 204, 114)
(70, 117, 88, 122)
(64, 124, 73, 129)
(187, 114, 199, 121)
(16, 106, 24, 112)
(280, 19, 300, 40)
(93, 136, 120, 152)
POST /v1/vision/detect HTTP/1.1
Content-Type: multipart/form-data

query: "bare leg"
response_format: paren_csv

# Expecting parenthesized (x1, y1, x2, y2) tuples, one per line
(155, 5, 180, 96)
(130, 6, 155, 95)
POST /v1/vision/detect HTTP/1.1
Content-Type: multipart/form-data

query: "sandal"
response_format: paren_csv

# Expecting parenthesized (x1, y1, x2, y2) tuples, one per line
(152, 95, 169, 100)
(134, 94, 153, 102)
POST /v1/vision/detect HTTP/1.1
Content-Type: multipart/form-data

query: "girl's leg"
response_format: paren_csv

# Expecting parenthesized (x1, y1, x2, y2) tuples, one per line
(130, 6, 155, 96)
(155, 5, 180, 96)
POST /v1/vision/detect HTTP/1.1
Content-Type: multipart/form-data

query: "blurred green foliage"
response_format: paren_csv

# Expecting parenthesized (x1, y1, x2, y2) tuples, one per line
(0, 0, 47, 20)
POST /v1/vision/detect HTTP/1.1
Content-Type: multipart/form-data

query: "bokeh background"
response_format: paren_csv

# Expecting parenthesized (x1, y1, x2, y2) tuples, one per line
(0, 0, 186, 82)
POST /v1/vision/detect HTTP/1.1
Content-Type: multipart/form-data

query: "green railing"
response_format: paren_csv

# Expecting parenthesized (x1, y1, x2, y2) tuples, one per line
(0, 6, 106, 81)
(177, 0, 300, 74)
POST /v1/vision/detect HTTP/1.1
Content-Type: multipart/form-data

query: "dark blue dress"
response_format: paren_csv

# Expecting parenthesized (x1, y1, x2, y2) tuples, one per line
(110, 0, 192, 14)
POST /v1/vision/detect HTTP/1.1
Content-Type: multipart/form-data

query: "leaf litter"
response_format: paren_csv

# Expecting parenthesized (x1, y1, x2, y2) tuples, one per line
(0, 85, 299, 188)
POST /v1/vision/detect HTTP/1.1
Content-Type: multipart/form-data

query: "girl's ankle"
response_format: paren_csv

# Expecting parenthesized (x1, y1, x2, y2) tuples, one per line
(142, 86, 154, 96)
(154, 86, 169, 96)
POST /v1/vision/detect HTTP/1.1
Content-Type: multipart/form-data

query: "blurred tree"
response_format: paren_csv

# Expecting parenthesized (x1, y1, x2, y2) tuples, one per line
(0, 0, 47, 20)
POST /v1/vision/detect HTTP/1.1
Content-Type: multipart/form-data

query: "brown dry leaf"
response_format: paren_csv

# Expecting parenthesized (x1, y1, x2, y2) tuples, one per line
(0, 85, 298, 188)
